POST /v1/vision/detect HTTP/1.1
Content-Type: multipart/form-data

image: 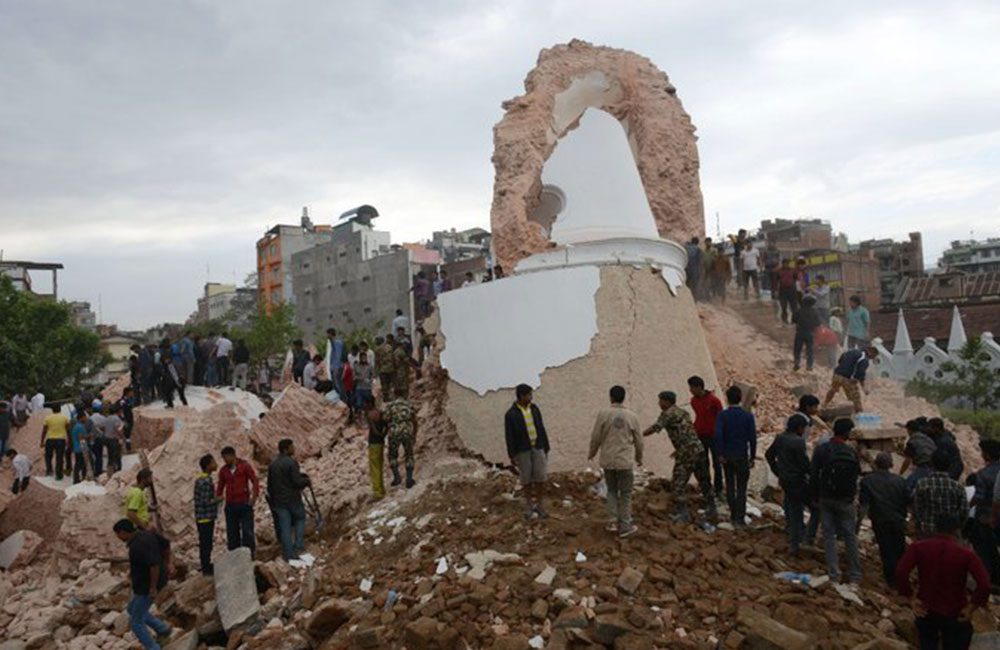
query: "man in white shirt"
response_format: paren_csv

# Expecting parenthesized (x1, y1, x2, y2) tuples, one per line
(5, 449, 32, 494)
(29, 391, 45, 414)
(303, 355, 320, 391)
(740, 242, 761, 300)
(214, 333, 233, 386)
(391, 309, 409, 337)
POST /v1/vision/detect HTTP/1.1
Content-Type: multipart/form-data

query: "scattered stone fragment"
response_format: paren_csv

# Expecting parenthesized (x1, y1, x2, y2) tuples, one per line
(534, 565, 556, 586)
(214, 547, 260, 631)
(304, 599, 352, 639)
(616, 566, 644, 594)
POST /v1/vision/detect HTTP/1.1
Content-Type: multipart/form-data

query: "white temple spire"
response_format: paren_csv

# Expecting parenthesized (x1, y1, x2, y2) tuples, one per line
(947, 306, 967, 353)
(893, 309, 913, 355)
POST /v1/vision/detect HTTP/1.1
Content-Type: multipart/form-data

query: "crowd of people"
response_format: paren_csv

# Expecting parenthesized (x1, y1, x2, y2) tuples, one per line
(684, 231, 875, 373)
(502, 374, 998, 649)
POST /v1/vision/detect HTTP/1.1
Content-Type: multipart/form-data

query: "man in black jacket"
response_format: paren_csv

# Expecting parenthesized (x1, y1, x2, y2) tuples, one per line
(505, 384, 551, 520)
(765, 414, 811, 556)
(267, 438, 311, 561)
(114, 519, 172, 649)
(859, 451, 909, 586)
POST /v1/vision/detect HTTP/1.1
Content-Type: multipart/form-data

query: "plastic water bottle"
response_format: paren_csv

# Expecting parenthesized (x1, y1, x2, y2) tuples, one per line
(384, 589, 398, 610)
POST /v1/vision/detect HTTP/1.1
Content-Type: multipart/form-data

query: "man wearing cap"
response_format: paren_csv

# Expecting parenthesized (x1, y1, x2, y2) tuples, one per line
(859, 452, 909, 586)
(765, 414, 811, 556)
(643, 391, 718, 524)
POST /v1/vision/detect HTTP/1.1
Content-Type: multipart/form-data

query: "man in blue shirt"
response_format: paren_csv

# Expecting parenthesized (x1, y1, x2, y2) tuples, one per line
(714, 385, 757, 528)
(821, 346, 877, 414)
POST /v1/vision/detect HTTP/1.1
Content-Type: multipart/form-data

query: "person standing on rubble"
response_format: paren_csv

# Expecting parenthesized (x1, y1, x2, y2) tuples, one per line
(792, 294, 821, 372)
(859, 452, 909, 587)
(194, 454, 221, 575)
(291, 339, 310, 386)
(102, 403, 125, 475)
(268, 438, 311, 561)
(896, 513, 990, 650)
(119, 386, 136, 453)
(364, 396, 388, 499)
(159, 353, 187, 408)
(811, 418, 862, 584)
(385, 387, 418, 489)
(589, 385, 643, 538)
(775, 259, 798, 324)
(125, 468, 155, 530)
(179, 330, 196, 386)
(913, 448, 969, 540)
(392, 331, 414, 398)
(326, 328, 346, 397)
(765, 414, 811, 556)
(354, 351, 374, 423)
(643, 390, 717, 523)
(927, 417, 964, 481)
(710, 244, 731, 304)
(740, 240, 761, 300)
(900, 419, 936, 491)
(821, 345, 876, 414)
(684, 236, 702, 300)
(214, 331, 233, 386)
(688, 376, 725, 499)
(375, 335, 395, 399)
(714, 385, 757, 528)
(0, 402, 11, 457)
(232, 339, 251, 390)
(40, 406, 70, 481)
(969, 439, 1000, 589)
(113, 519, 173, 650)
(845, 295, 870, 349)
(505, 384, 551, 520)
(217, 446, 260, 557)
(700, 238, 717, 301)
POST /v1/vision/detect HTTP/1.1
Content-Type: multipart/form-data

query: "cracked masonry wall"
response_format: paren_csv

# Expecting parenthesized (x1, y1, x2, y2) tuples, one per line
(443, 265, 718, 477)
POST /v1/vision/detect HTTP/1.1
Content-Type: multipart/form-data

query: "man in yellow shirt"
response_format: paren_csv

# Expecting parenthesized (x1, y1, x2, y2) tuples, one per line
(40, 409, 70, 481)
(124, 468, 155, 530)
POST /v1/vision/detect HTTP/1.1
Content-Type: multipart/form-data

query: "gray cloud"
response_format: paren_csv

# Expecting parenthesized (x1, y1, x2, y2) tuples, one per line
(1, 0, 998, 328)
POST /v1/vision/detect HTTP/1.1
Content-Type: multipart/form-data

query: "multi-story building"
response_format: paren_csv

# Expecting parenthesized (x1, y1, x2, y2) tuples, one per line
(759, 218, 834, 251)
(291, 212, 440, 341)
(798, 249, 882, 311)
(856, 232, 924, 306)
(0, 259, 63, 297)
(939, 238, 1000, 274)
(256, 207, 333, 310)
(69, 301, 97, 330)
(193, 283, 256, 326)
(428, 227, 491, 263)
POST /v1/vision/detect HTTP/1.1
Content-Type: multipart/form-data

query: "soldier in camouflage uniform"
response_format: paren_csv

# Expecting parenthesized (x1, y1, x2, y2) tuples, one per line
(643, 391, 718, 522)
(385, 387, 418, 488)
(374, 335, 395, 400)
(391, 336, 413, 399)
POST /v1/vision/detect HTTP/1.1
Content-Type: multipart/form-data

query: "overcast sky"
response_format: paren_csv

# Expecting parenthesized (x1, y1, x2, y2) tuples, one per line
(2, 0, 998, 329)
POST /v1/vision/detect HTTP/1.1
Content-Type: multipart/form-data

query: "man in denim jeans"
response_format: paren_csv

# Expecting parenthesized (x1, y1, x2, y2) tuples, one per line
(114, 519, 172, 649)
(811, 418, 862, 584)
(267, 438, 311, 561)
(217, 446, 259, 558)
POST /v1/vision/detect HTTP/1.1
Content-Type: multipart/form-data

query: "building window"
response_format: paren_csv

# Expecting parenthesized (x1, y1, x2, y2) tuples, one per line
(302, 262, 310, 269)
(269, 244, 277, 257)
(362, 276, 371, 282)
(363, 307, 372, 313)
(340, 280, 348, 287)
(306, 317, 312, 323)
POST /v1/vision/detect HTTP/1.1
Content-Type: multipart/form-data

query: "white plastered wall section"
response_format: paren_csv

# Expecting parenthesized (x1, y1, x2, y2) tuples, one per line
(439, 266, 719, 477)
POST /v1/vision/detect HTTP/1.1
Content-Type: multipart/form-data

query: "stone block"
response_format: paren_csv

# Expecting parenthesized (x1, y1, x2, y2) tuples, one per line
(214, 547, 260, 631)
(164, 630, 199, 650)
(0, 531, 44, 570)
(616, 567, 644, 594)
(304, 599, 352, 640)
(737, 606, 812, 650)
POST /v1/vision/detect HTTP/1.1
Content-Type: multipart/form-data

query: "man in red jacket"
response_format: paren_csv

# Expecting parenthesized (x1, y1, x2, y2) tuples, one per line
(217, 446, 260, 558)
(896, 513, 990, 650)
(688, 376, 724, 498)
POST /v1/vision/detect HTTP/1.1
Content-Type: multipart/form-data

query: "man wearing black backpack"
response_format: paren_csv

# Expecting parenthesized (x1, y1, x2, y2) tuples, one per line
(811, 418, 862, 584)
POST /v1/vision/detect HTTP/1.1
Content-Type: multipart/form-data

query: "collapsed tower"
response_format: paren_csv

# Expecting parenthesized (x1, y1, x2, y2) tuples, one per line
(434, 40, 717, 476)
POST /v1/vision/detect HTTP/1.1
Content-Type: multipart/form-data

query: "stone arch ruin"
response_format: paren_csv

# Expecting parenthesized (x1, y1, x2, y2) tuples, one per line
(490, 39, 705, 270)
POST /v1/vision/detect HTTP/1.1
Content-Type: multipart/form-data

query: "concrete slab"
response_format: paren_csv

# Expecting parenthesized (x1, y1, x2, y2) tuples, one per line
(213, 547, 260, 631)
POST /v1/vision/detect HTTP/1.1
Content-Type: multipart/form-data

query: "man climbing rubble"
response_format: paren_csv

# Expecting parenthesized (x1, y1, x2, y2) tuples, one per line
(643, 390, 717, 524)
(4, 448, 31, 494)
(505, 384, 551, 520)
(859, 452, 909, 587)
(268, 438, 311, 561)
(364, 396, 388, 500)
(765, 414, 810, 556)
(125, 468, 155, 530)
(589, 385, 642, 538)
(385, 387, 418, 489)
(113, 519, 173, 650)
(688, 375, 724, 498)
(821, 345, 876, 414)
(375, 335, 395, 399)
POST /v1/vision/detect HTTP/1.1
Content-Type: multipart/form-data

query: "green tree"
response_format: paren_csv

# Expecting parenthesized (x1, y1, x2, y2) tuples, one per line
(243, 301, 300, 365)
(910, 337, 1000, 411)
(0, 276, 109, 399)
